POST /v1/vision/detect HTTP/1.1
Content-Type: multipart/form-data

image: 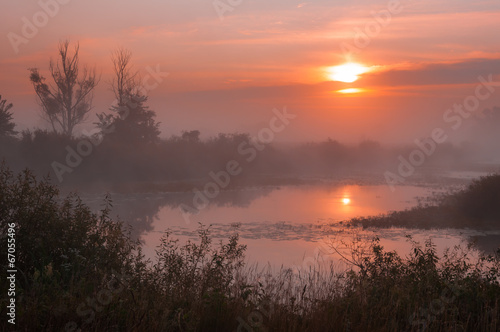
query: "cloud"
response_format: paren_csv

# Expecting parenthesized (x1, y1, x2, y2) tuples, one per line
(360, 58, 500, 87)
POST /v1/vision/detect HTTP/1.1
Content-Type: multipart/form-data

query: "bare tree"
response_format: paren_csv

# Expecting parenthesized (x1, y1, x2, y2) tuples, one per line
(111, 47, 139, 104)
(29, 40, 99, 136)
(96, 48, 160, 144)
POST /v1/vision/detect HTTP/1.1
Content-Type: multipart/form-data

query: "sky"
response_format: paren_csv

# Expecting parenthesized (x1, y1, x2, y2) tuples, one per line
(1, 0, 500, 143)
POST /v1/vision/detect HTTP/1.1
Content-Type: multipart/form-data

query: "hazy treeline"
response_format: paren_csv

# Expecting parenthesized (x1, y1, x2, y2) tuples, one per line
(0, 127, 487, 189)
(2, 103, 499, 190)
(1, 40, 499, 190)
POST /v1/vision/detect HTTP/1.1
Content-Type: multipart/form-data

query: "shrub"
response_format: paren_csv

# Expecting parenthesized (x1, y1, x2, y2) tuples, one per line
(0, 165, 498, 331)
(0, 164, 141, 330)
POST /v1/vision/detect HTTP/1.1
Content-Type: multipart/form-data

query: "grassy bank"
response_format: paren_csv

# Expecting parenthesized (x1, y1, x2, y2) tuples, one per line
(349, 173, 500, 230)
(1, 165, 499, 331)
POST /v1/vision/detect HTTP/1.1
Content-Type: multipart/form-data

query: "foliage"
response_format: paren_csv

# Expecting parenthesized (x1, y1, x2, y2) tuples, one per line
(350, 173, 500, 229)
(0, 95, 16, 138)
(95, 47, 160, 146)
(29, 40, 98, 136)
(147, 225, 247, 330)
(454, 173, 500, 221)
(0, 164, 140, 330)
(0, 166, 498, 331)
(104, 92, 161, 145)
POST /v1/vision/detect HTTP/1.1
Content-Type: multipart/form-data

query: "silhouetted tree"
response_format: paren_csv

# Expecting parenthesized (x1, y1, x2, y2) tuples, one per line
(182, 130, 200, 143)
(108, 93, 160, 145)
(110, 48, 138, 105)
(29, 40, 98, 136)
(0, 95, 16, 138)
(97, 48, 160, 145)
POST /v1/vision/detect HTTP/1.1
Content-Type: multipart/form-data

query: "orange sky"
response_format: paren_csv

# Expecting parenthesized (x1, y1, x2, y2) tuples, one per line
(1, 0, 500, 143)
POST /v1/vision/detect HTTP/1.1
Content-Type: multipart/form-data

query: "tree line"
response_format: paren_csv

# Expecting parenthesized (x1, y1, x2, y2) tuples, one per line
(1, 40, 497, 188)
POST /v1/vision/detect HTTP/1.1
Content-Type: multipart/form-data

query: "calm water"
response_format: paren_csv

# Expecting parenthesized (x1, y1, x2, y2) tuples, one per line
(83, 183, 496, 269)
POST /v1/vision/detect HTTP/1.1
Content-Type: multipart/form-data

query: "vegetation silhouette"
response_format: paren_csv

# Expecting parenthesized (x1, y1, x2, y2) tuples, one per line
(1, 165, 498, 331)
(3, 41, 498, 191)
(96, 47, 160, 146)
(0, 95, 16, 139)
(29, 40, 99, 136)
(349, 173, 500, 230)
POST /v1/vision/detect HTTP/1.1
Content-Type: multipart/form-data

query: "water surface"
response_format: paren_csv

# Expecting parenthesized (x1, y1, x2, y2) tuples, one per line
(81, 183, 497, 269)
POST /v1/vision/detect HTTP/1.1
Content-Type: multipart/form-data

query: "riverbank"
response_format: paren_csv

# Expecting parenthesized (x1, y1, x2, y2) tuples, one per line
(348, 173, 500, 230)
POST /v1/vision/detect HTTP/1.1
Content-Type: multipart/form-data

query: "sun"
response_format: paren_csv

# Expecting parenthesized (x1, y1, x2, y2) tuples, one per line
(328, 63, 369, 83)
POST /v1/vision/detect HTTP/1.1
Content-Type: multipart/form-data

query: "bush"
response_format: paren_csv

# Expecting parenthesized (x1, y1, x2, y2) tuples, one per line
(0, 165, 498, 331)
(0, 164, 141, 331)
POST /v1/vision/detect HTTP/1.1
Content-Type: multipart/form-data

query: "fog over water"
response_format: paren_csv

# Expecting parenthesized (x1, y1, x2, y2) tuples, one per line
(77, 178, 498, 268)
(2, 1, 500, 330)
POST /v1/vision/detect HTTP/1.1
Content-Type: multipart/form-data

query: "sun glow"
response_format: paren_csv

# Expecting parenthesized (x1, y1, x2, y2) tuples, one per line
(342, 197, 351, 205)
(337, 88, 363, 94)
(328, 63, 369, 83)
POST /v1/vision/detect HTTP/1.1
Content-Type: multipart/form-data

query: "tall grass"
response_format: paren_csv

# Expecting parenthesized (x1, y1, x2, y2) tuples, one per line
(1, 165, 499, 331)
(350, 173, 500, 230)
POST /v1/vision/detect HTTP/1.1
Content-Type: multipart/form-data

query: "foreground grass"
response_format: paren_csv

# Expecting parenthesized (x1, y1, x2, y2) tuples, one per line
(1, 165, 499, 331)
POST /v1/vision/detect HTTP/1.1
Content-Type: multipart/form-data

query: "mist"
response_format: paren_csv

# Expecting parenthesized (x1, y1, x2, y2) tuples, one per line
(1, 1, 500, 330)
